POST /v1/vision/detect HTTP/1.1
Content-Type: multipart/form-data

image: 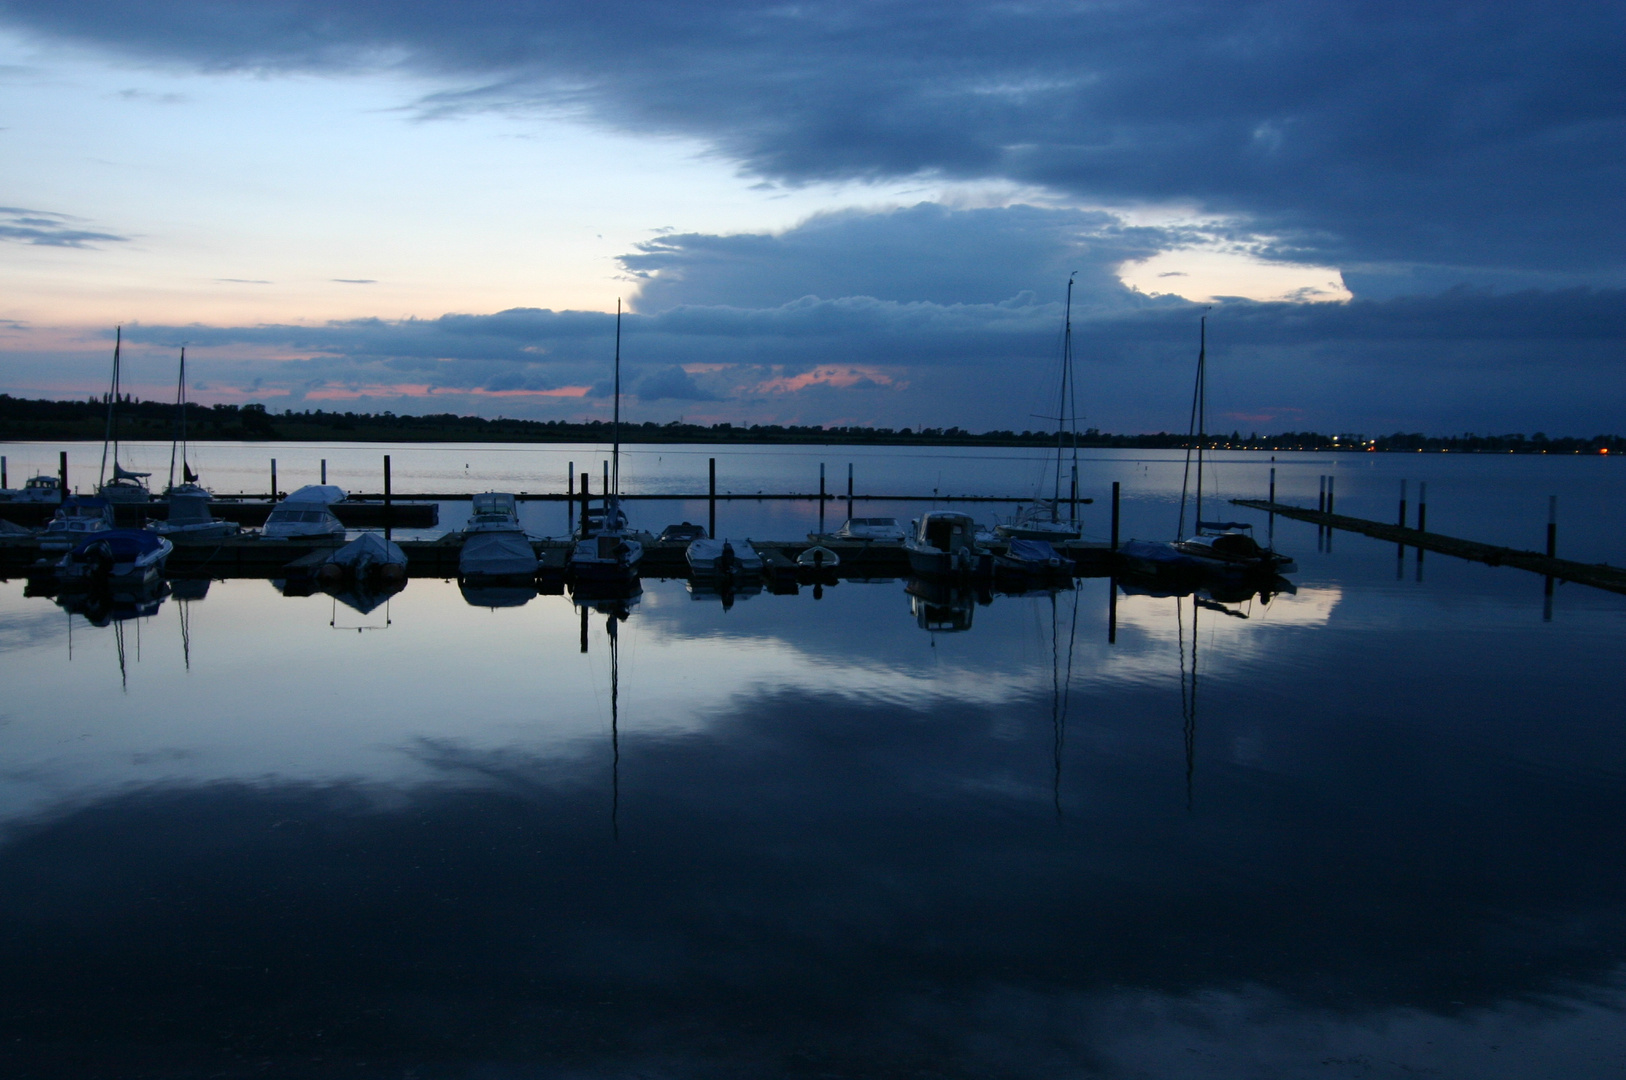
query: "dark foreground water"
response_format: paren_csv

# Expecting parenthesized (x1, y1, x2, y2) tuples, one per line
(1, 446, 1623, 1078)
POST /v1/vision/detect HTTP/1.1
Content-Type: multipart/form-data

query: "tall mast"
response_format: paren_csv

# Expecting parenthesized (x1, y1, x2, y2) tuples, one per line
(100, 326, 121, 487)
(1195, 314, 1207, 531)
(1053, 273, 1075, 519)
(612, 299, 622, 502)
(168, 347, 185, 491)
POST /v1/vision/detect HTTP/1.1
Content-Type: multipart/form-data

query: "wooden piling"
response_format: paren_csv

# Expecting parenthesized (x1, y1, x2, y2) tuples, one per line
(581, 472, 591, 536)
(567, 462, 574, 534)
(321, 459, 327, 484)
(58, 451, 67, 497)
(1417, 482, 1427, 533)
(1110, 481, 1120, 551)
(1547, 495, 1558, 558)
(847, 462, 854, 520)
(819, 462, 826, 533)
(1398, 479, 1408, 527)
(383, 455, 392, 538)
(1, 457, 6, 489)
(708, 457, 716, 538)
(1107, 577, 1118, 644)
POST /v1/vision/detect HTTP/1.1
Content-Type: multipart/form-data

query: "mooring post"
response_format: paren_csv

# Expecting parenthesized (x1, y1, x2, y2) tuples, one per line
(1416, 481, 1427, 533)
(321, 459, 327, 484)
(847, 462, 854, 520)
(270, 458, 277, 501)
(1547, 495, 1558, 558)
(602, 461, 608, 499)
(1110, 481, 1121, 551)
(1107, 577, 1118, 644)
(581, 472, 591, 536)
(1, 456, 6, 489)
(383, 454, 392, 539)
(708, 457, 716, 538)
(567, 462, 574, 534)
(1318, 475, 1326, 514)
(1268, 467, 1276, 505)
(1398, 479, 1408, 527)
(579, 606, 588, 654)
(1326, 474, 1335, 517)
(819, 462, 826, 533)
(59, 451, 67, 497)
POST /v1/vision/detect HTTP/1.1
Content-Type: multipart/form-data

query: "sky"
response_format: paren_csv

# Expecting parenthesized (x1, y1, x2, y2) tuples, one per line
(0, 1, 1622, 436)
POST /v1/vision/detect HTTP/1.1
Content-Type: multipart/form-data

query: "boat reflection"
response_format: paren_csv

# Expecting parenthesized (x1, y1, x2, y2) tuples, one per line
(458, 579, 538, 609)
(686, 577, 762, 610)
(904, 576, 986, 634)
(324, 579, 404, 631)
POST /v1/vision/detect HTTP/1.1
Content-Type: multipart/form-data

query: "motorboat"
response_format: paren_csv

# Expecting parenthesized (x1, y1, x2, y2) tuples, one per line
(41, 496, 115, 551)
(318, 532, 407, 588)
(95, 327, 153, 506)
(2, 475, 63, 504)
(993, 537, 1075, 580)
(460, 531, 539, 580)
(657, 521, 708, 543)
(796, 544, 841, 569)
(149, 485, 238, 541)
(831, 517, 906, 542)
(56, 528, 173, 585)
(262, 484, 347, 539)
(569, 300, 643, 584)
(686, 537, 764, 578)
(459, 491, 540, 580)
(464, 491, 524, 532)
(904, 510, 992, 579)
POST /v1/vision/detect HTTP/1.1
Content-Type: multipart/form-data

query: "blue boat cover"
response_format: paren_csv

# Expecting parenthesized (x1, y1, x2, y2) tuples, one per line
(1006, 538, 1062, 563)
(71, 528, 164, 559)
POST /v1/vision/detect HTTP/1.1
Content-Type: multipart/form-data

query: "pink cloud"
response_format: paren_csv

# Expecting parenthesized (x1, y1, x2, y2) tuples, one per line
(303, 384, 590, 401)
(751, 365, 897, 394)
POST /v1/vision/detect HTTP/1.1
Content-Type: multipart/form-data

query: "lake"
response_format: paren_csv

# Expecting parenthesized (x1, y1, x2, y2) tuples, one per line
(1, 440, 1623, 1078)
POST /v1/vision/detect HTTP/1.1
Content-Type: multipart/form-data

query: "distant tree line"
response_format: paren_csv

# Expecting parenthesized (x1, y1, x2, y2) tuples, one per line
(0, 394, 1620, 454)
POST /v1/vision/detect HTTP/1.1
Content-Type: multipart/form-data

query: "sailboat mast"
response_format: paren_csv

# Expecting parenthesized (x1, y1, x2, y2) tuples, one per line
(612, 299, 622, 502)
(168, 347, 184, 492)
(1195, 315, 1206, 532)
(100, 326, 121, 487)
(179, 346, 188, 481)
(1053, 274, 1075, 519)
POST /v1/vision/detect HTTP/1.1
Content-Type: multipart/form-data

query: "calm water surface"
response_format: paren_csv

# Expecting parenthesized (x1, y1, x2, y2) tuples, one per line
(1, 442, 1623, 1077)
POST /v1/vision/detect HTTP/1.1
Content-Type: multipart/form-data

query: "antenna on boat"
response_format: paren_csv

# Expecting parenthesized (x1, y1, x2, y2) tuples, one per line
(100, 326, 121, 488)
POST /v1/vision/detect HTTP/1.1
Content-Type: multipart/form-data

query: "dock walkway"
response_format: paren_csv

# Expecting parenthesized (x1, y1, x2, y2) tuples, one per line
(1234, 499, 1626, 596)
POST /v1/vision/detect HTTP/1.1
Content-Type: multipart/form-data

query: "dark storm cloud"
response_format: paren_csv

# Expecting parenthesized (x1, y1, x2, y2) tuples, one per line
(2, 1, 1621, 281)
(632, 365, 721, 402)
(0, 206, 127, 247)
(626, 203, 1173, 311)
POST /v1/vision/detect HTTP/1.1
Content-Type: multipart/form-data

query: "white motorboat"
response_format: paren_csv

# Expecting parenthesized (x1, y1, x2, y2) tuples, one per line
(831, 516, 906, 542)
(461, 531, 540, 579)
(686, 537, 763, 577)
(463, 491, 524, 533)
(41, 496, 115, 551)
(56, 528, 173, 585)
(904, 510, 991, 579)
(569, 300, 643, 584)
(149, 484, 238, 541)
(2, 475, 63, 504)
(262, 484, 347, 539)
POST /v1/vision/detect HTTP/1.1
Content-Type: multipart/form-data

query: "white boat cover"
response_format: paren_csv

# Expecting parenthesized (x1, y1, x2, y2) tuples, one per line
(460, 531, 539, 577)
(327, 531, 406, 570)
(687, 537, 763, 571)
(286, 484, 347, 505)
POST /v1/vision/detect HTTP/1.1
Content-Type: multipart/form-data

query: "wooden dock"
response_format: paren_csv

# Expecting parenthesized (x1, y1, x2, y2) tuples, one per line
(1234, 499, 1626, 596)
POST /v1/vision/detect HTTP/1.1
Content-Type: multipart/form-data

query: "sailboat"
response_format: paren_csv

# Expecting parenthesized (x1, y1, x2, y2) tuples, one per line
(149, 347, 238, 540)
(1120, 315, 1294, 578)
(569, 300, 643, 585)
(97, 327, 153, 505)
(998, 273, 1088, 541)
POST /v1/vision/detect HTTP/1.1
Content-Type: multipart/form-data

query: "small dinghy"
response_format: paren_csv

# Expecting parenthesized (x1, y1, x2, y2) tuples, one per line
(318, 532, 407, 588)
(796, 544, 841, 569)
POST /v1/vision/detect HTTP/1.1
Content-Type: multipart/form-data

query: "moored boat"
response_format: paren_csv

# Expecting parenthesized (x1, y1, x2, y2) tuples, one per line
(459, 492, 540, 580)
(686, 537, 763, 577)
(319, 532, 407, 588)
(149, 485, 238, 541)
(904, 510, 991, 579)
(2, 475, 64, 504)
(56, 528, 173, 585)
(569, 300, 643, 585)
(41, 496, 115, 552)
(263, 485, 347, 540)
(830, 517, 906, 542)
(993, 537, 1075, 580)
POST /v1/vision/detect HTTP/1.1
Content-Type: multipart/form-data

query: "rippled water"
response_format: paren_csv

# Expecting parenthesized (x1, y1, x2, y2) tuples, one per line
(1, 442, 1623, 1077)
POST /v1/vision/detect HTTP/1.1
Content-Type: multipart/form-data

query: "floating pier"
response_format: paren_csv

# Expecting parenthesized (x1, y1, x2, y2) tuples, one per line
(1235, 498, 1626, 596)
